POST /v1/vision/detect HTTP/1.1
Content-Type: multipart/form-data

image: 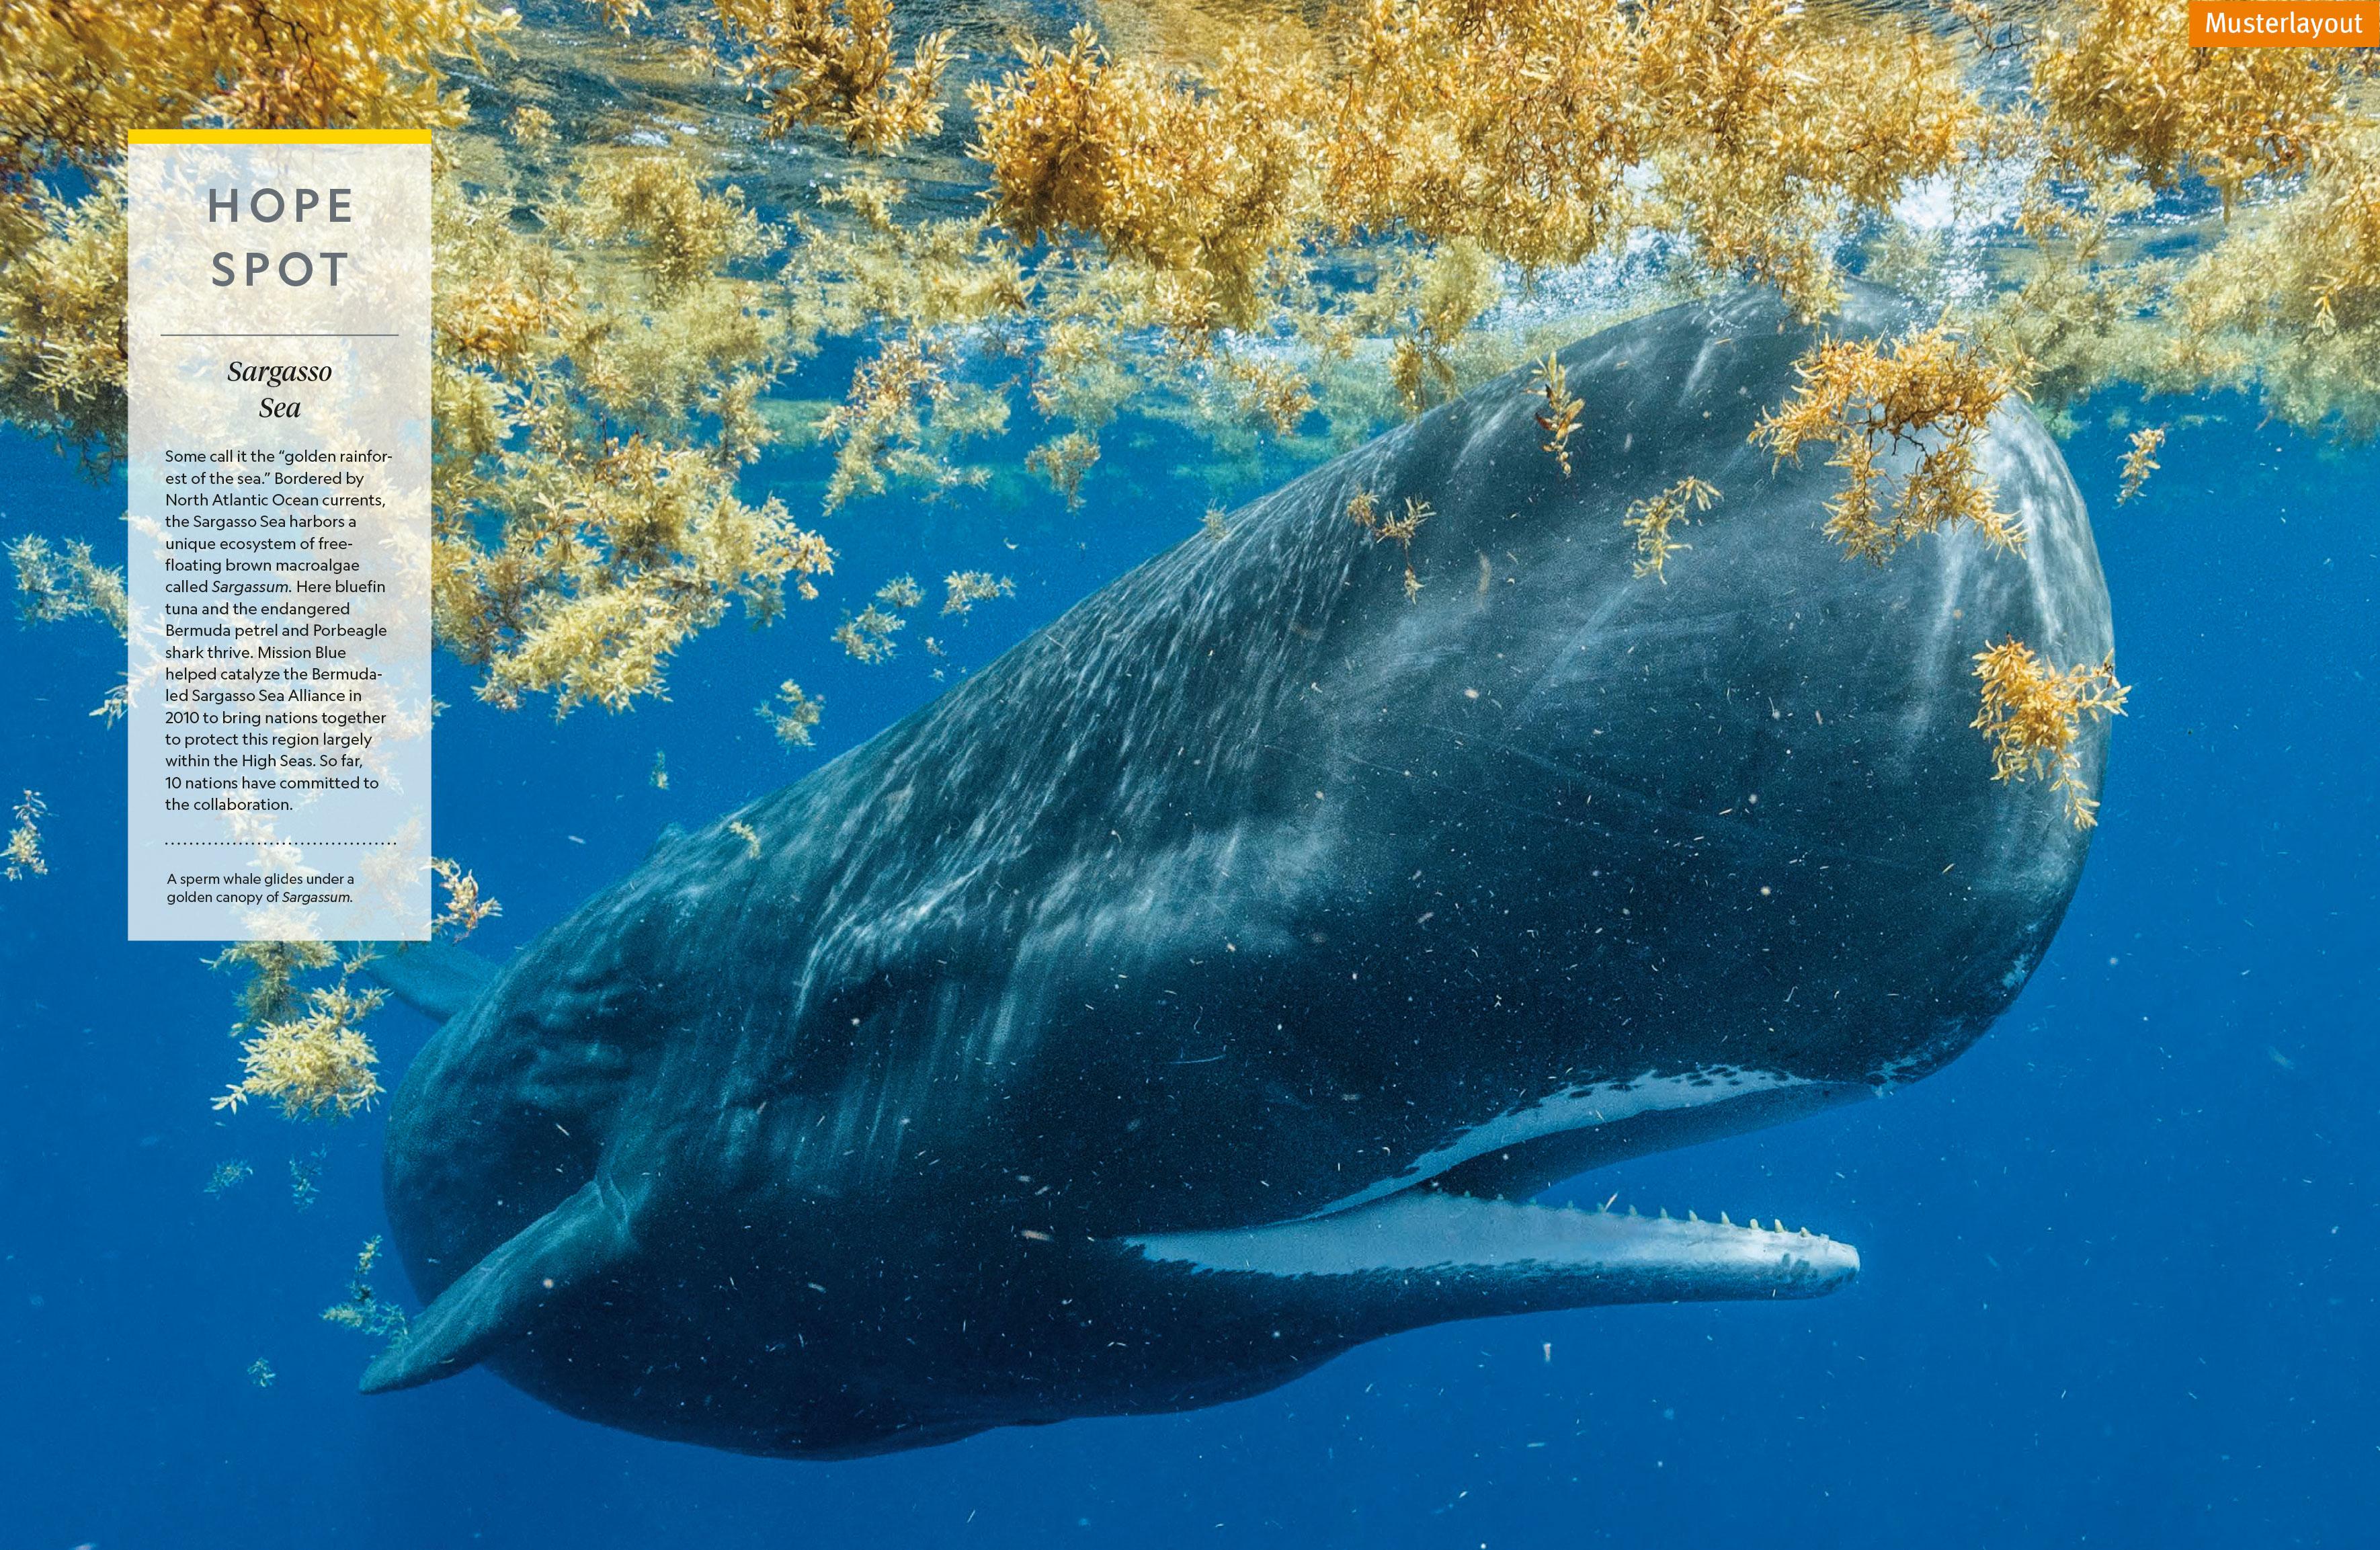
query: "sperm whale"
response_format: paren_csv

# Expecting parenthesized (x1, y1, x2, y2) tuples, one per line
(364, 286, 2112, 1458)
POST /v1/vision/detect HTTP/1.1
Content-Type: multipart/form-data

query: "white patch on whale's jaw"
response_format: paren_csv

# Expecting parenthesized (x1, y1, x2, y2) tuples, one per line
(1125, 1192, 1858, 1310)
(1308, 1065, 1830, 1218)
(1866, 1054, 1933, 1090)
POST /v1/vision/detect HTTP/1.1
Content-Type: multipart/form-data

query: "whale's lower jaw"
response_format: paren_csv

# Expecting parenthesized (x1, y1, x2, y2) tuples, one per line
(1124, 1190, 1858, 1330)
(727, 1198, 1858, 1458)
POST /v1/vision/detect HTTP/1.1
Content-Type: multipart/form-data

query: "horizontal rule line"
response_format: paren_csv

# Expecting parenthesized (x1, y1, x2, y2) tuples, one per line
(157, 331, 401, 338)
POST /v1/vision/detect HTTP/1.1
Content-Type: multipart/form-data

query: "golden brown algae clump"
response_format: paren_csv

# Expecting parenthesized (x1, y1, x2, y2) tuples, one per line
(1026, 430, 1102, 507)
(213, 950, 388, 1121)
(1533, 355, 1584, 477)
(2167, 131, 2380, 440)
(969, 0, 1984, 329)
(211, 939, 339, 1031)
(834, 603, 905, 662)
(2117, 425, 2165, 503)
(2028, 0, 2354, 210)
(706, 0, 956, 153)
(429, 857, 502, 938)
(1623, 477, 1721, 581)
(430, 147, 837, 714)
(941, 571, 1016, 616)
(1348, 489, 1430, 601)
(0, 183, 127, 471)
(3, 790, 46, 881)
(758, 680, 825, 746)
(1754, 323, 2022, 564)
(817, 334, 950, 512)
(204, 1159, 253, 1196)
(969, 28, 1319, 335)
(323, 1237, 409, 1342)
(1971, 639, 2130, 828)
(9, 534, 126, 634)
(0, 0, 507, 187)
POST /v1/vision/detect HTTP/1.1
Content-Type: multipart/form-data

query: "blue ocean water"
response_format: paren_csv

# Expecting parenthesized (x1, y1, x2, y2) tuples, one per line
(1, 364, 2374, 1548)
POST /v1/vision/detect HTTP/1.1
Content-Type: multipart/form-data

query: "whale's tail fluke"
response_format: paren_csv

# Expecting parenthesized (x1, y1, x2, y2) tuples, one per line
(360, 1173, 645, 1395)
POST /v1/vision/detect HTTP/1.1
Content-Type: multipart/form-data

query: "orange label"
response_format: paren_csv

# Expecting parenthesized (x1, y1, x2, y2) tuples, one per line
(2188, 1, 2379, 44)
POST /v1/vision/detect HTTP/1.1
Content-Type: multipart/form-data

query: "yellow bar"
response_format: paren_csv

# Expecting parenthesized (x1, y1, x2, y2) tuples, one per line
(127, 128, 434, 145)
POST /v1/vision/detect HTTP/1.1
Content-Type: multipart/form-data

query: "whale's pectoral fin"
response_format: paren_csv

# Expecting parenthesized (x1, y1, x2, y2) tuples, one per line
(359, 1175, 641, 1395)
(368, 940, 497, 1024)
(1122, 1191, 1857, 1340)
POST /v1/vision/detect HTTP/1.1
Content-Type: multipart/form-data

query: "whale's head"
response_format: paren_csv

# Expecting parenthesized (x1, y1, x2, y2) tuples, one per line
(1295, 289, 2112, 1147)
(1232, 289, 2112, 1292)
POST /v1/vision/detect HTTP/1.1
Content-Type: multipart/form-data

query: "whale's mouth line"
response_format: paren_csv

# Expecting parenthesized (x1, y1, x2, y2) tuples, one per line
(1387, 1115, 1845, 1248)
(1122, 1073, 1871, 1305)
(1301, 1066, 1875, 1221)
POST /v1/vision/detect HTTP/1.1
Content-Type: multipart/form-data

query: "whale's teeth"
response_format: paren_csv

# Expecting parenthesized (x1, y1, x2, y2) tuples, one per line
(1627, 1205, 1638, 1217)
(1720, 1212, 1732, 1226)
(1688, 1211, 1700, 1222)
(1798, 1227, 1811, 1237)
(1774, 1219, 1785, 1233)
(1658, 1207, 1670, 1219)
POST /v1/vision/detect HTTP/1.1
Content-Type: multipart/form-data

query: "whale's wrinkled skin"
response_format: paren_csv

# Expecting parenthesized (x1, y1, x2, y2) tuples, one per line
(367, 288, 2112, 1458)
